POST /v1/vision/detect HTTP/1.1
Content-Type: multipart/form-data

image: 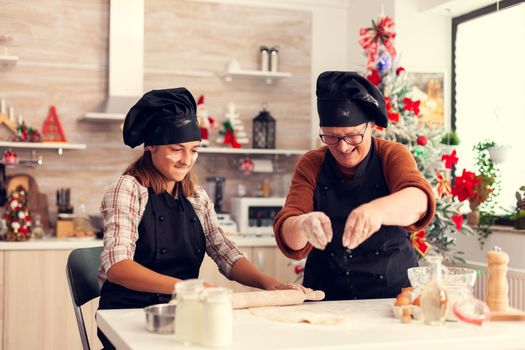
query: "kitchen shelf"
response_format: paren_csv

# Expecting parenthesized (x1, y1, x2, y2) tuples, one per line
(198, 147, 306, 156)
(223, 69, 292, 84)
(80, 112, 125, 122)
(0, 141, 86, 155)
(0, 55, 18, 68)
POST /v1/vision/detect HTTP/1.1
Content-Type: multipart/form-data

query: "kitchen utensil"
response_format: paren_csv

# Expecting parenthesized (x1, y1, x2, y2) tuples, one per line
(168, 289, 325, 309)
(144, 303, 176, 334)
(232, 289, 325, 309)
(486, 247, 525, 321)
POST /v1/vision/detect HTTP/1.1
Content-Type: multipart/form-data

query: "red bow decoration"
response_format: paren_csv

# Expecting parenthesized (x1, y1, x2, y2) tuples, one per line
(441, 149, 458, 170)
(403, 97, 421, 116)
(412, 230, 430, 256)
(436, 170, 452, 198)
(359, 16, 397, 71)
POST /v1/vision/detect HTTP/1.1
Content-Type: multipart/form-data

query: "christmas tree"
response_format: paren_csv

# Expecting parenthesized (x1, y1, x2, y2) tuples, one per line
(359, 16, 474, 262)
(3, 186, 32, 241)
(217, 103, 249, 148)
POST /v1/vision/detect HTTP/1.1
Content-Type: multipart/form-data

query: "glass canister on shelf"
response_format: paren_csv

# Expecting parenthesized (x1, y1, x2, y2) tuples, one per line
(200, 287, 233, 348)
(420, 255, 449, 325)
(31, 213, 45, 239)
(174, 279, 204, 345)
(252, 104, 276, 149)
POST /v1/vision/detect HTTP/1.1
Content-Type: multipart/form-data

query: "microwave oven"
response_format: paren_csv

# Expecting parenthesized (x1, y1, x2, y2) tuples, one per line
(229, 197, 285, 236)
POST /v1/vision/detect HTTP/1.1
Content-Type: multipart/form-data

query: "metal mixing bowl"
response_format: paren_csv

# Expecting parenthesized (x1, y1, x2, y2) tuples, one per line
(144, 303, 176, 334)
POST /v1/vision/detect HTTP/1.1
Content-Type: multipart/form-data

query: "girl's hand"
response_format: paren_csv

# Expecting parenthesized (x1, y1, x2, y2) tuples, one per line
(265, 281, 312, 294)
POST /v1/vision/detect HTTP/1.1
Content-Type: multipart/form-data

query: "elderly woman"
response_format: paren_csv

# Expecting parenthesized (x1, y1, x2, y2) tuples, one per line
(274, 71, 436, 301)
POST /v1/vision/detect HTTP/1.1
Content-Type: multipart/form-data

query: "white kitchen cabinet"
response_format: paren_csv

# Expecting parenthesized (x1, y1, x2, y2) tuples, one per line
(2, 249, 100, 350)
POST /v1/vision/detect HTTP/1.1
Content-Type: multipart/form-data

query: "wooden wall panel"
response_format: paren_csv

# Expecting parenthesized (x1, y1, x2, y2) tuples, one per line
(0, 0, 311, 221)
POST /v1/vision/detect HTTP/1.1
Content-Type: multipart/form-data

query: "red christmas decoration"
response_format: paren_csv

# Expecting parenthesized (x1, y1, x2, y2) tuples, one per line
(359, 16, 397, 71)
(416, 135, 428, 146)
(441, 149, 459, 170)
(42, 106, 66, 142)
(436, 170, 452, 198)
(451, 214, 464, 231)
(395, 66, 406, 75)
(3, 186, 32, 241)
(367, 69, 382, 86)
(402, 97, 421, 116)
(411, 230, 429, 256)
(2, 150, 18, 166)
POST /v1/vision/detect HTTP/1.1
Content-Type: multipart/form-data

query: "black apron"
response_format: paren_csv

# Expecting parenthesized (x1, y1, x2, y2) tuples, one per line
(99, 186, 206, 309)
(303, 141, 418, 300)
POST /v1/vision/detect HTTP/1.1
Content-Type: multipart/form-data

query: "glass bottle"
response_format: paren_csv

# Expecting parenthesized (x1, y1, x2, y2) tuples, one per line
(31, 214, 45, 239)
(73, 196, 90, 233)
(200, 287, 233, 348)
(175, 279, 204, 345)
(420, 255, 449, 325)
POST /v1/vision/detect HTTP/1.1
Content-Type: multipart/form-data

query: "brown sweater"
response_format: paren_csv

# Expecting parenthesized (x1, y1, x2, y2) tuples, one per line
(274, 137, 436, 260)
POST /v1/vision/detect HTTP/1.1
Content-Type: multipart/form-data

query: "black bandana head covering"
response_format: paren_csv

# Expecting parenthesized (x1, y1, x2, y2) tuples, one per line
(123, 87, 201, 148)
(316, 71, 388, 128)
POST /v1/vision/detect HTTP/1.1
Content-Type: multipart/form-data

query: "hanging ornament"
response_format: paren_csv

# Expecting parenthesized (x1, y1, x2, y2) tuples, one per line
(416, 135, 428, 146)
(2, 150, 17, 166)
(239, 157, 254, 175)
(376, 49, 392, 73)
(436, 170, 452, 198)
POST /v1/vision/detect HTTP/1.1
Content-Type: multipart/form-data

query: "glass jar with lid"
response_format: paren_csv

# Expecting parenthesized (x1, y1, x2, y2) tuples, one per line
(174, 279, 204, 345)
(201, 287, 233, 348)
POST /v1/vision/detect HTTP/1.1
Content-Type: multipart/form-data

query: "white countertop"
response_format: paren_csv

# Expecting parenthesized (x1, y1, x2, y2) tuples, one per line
(97, 299, 525, 350)
(0, 235, 276, 251)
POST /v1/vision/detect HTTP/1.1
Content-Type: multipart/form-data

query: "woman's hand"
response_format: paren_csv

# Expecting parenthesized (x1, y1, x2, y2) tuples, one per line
(342, 202, 383, 249)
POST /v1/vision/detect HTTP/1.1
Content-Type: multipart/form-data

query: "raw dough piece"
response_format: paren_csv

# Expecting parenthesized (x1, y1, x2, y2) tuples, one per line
(249, 306, 348, 325)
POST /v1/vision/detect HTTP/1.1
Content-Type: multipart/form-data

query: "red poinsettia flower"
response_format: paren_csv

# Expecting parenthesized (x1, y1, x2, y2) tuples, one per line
(452, 214, 463, 231)
(403, 97, 421, 116)
(367, 69, 382, 86)
(396, 67, 405, 75)
(441, 150, 458, 170)
(452, 169, 480, 202)
(19, 226, 28, 235)
(417, 136, 428, 146)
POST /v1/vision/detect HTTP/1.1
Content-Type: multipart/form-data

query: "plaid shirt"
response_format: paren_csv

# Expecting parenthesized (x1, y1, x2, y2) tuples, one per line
(98, 175, 244, 286)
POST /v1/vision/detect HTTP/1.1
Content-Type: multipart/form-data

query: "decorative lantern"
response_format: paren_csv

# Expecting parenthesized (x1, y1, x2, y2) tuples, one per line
(252, 104, 276, 149)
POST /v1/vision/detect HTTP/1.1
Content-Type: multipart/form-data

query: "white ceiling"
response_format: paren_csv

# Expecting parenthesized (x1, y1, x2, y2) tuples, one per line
(419, 0, 498, 17)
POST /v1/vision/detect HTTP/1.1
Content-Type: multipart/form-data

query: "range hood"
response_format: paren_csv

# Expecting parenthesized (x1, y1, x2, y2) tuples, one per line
(84, 0, 144, 121)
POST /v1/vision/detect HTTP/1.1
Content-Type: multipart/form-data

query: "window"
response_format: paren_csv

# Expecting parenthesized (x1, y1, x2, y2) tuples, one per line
(453, 1, 525, 214)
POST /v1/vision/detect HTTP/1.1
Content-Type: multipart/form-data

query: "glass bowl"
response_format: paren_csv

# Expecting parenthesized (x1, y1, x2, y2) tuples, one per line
(407, 266, 477, 289)
(407, 266, 477, 322)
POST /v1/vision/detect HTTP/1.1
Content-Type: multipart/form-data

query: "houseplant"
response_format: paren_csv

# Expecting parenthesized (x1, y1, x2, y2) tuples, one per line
(514, 186, 525, 230)
(440, 131, 461, 146)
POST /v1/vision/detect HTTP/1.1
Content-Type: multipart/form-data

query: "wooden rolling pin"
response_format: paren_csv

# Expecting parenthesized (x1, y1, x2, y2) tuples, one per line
(232, 290, 325, 309)
(169, 290, 326, 309)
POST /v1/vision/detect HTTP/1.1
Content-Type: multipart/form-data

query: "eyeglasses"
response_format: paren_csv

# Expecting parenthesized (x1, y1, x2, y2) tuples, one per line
(319, 123, 369, 146)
